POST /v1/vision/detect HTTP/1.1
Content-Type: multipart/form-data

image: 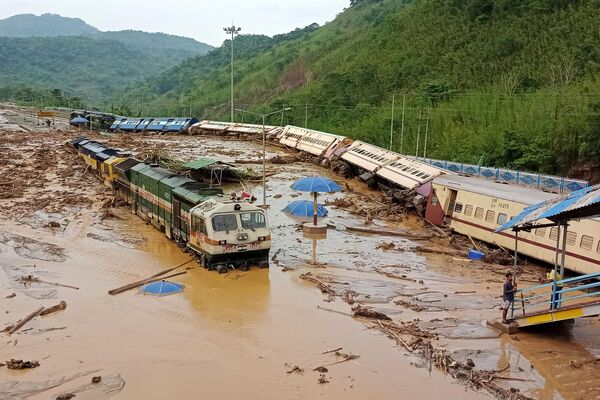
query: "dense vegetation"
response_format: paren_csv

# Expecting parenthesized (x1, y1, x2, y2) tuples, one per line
(0, 86, 85, 109)
(0, 36, 181, 99)
(0, 14, 213, 101)
(119, 0, 600, 176)
(95, 30, 213, 60)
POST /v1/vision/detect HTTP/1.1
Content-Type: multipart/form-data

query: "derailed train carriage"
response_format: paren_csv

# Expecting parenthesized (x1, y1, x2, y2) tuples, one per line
(67, 137, 271, 273)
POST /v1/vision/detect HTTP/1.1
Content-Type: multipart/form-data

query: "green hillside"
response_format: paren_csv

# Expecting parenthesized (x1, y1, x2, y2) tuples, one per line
(0, 36, 176, 98)
(0, 14, 214, 103)
(95, 30, 213, 60)
(120, 0, 600, 176)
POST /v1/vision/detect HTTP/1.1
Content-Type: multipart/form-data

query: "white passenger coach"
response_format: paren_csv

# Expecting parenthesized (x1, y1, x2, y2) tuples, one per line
(341, 141, 449, 189)
(278, 126, 348, 158)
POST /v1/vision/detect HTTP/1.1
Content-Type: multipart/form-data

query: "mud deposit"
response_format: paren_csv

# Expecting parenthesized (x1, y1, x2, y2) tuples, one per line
(1, 116, 599, 399)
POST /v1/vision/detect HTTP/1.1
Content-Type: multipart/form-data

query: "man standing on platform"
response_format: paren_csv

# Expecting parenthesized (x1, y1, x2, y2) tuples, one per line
(501, 272, 517, 324)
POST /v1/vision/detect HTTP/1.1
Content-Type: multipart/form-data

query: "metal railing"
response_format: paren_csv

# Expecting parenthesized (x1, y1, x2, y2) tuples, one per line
(511, 272, 600, 319)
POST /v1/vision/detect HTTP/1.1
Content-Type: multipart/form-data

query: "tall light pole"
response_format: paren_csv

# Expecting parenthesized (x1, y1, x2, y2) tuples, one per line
(224, 24, 241, 123)
(236, 107, 292, 208)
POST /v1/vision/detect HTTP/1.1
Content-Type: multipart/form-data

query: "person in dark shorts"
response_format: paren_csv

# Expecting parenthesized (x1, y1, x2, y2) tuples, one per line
(501, 272, 517, 324)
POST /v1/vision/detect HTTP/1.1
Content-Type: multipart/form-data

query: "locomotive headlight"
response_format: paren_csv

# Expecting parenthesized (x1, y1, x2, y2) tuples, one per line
(237, 233, 248, 241)
(258, 236, 266, 242)
(219, 240, 227, 245)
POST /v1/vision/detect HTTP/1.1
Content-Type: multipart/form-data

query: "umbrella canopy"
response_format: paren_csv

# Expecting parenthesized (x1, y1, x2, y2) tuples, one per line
(139, 280, 184, 296)
(283, 200, 328, 218)
(70, 117, 89, 124)
(291, 176, 342, 193)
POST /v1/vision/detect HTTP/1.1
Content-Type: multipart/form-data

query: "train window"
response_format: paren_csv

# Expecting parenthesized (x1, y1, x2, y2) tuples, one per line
(566, 231, 577, 246)
(212, 214, 238, 232)
(475, 207, 484, 219)
(497, 213, 507, 225)
(192, 216, 207, 235)
(485, 210, 495, 223)
(454, 203, 463, 213)
(549, 227, 559, 241)
(240, 212, 266, 229)
(580, 235, 593, 250)
(535, 228, 546, 237)
(464, 205, 473, 216)
(597, 241, 600, 253)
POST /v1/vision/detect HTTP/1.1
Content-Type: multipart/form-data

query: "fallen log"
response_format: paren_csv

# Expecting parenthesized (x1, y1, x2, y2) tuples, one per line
(352, 305, 392, 321)
(415, 246, 463, 257)
(8, 306, 44, 335)
(40, 301, 67, 316)
(374, 268, 416, 282)
(108, 271, 187, 295)
(467, 234, 481, 252)
(107, 260, 192, 295)
(422, 218, 448, 237)
(328, 223, 432, 240)
(322, 347, 343, 355)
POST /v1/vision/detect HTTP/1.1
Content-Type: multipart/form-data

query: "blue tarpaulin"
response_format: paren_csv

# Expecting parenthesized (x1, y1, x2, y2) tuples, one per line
(496, 184, 600, 232)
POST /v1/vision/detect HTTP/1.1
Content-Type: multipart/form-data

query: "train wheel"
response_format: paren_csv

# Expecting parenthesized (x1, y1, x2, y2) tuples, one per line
(239, 263, 249, 272)
(216, 265, 228, 274)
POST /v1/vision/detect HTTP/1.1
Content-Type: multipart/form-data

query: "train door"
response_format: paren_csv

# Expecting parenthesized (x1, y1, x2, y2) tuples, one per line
(173, 199, 182, 241)
(445, 189, 458, 218)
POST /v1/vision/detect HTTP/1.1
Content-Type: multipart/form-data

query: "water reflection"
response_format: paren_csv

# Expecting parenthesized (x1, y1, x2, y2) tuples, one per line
(183, 267, 271, 329)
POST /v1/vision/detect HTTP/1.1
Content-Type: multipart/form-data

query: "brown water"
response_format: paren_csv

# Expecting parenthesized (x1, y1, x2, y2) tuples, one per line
(1, 130, 599, 399)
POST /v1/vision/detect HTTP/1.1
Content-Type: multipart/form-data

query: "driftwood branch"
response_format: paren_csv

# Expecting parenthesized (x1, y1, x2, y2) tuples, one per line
(108, 271, 187, 295)
(108, 260, 191, 295)
(40, 301, 67, 316)
(8, 307, 44, 335)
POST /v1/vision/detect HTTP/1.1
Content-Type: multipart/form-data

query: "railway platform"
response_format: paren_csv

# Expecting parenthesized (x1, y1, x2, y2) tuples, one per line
(509, 272, 600, 328)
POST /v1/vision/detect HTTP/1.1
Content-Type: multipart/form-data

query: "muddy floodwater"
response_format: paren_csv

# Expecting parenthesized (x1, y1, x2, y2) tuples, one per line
(1, 113, 599, 399)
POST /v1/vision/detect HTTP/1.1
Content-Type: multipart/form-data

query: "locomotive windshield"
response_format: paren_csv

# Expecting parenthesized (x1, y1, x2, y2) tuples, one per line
(212, 214, 238, 232)
(240, 212, 266, 229)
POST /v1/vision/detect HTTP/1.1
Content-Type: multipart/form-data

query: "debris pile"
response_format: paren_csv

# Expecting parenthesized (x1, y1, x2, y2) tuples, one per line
(3, 359, 40, 370)
(332, 195, 406, 223)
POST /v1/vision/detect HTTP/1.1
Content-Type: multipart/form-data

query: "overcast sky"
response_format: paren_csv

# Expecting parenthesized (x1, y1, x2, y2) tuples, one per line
(0, 0, 349, 46)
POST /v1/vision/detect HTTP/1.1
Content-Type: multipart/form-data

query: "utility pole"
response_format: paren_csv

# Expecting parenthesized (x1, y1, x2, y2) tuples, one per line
(423, 108, 430, 158)
(304, 104, 308, 128)
(224, 23, 242, 123)
(236, 107, 291, 208)
(416, 108, 422, 157)
(400, 94, 406, 154)
(389, 93, 395, 150)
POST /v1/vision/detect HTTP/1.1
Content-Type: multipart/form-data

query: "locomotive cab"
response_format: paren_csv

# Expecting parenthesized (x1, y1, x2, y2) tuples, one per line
(188, 199, 271, 272)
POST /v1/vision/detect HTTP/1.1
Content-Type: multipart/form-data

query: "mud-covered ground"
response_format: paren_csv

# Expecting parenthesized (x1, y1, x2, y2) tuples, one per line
(1, 107, 599, 400)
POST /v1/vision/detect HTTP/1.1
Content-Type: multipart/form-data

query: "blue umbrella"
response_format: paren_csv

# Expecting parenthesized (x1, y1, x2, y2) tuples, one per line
(291, 177, 341, 225)
(291, 176, 342, 193)
(70, 117, 89, 124)
(284, 200, 328, 218)
(139, 280, 184, 296)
